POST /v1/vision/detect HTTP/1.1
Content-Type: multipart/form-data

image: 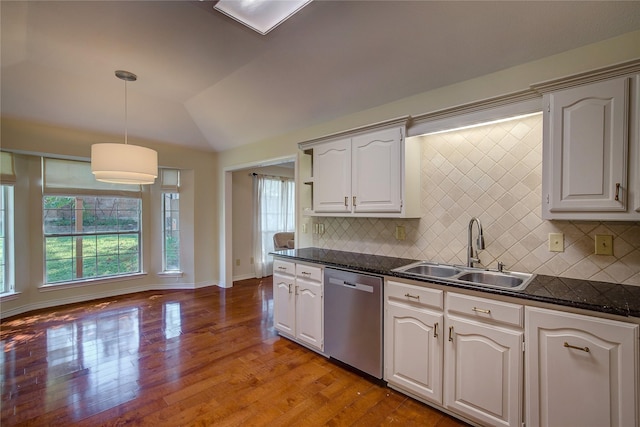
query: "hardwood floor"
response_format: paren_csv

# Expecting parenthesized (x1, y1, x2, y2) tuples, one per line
(1, 277, 469, 426)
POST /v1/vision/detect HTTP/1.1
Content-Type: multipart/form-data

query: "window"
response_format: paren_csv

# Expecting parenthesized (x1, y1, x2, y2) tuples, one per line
(42, 158, 143, 285)
(1, 151, 15, 295)
(252, 174, 294, 277)
(161, 169, 180, 272)
(0, 186, 14, 294)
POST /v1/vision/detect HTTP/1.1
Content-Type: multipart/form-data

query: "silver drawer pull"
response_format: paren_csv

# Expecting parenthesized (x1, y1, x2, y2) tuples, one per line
(301, 271, 311, 275)
(404, 293, 420, 300)
(564, 342, 590, 353)
(277, 266, 286, 270)
(472, 307, 491, 314)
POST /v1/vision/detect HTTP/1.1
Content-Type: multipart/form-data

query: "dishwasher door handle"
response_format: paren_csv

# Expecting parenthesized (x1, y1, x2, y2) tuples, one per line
(328, 277, 374, 293)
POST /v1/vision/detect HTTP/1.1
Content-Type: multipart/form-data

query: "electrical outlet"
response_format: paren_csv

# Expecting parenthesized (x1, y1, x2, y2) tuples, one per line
(250, 257, 254, 265)
(548, 233, 564, 252)
(235, 259, 240, 266)
(595, 234, 613, 256)
(395, 225, 406, 241)
(318, 223, 325, 234)
(302, 223, 307, 233)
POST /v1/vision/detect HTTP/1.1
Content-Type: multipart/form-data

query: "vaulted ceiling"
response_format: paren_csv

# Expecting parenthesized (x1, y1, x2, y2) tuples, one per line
(2, 1, 640, 152)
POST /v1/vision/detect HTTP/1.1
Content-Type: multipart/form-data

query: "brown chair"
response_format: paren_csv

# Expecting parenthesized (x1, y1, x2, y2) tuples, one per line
(273, 232, 295, 250)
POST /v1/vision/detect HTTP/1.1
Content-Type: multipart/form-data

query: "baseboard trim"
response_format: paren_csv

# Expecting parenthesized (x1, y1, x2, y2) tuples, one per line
(232, 273, 257, 282)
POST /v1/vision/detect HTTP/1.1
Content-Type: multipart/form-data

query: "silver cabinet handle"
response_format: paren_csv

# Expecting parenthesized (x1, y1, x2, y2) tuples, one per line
(434, 322, 439, 338)
(404, 293, 420, 300)
(449, 326, 454, 342)
(288, 283, 292, 294)
(472, 307, 491, 314)
(564, 342, 590, 353)
(353, 196, 357, 206)
(300, 271, 311, 276)
(615, 183, 621, 201)
(344, 196, 348, 207)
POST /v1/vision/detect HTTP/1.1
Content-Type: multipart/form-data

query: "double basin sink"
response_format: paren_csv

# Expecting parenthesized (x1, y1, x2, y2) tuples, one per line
(393, 261, 535, 291)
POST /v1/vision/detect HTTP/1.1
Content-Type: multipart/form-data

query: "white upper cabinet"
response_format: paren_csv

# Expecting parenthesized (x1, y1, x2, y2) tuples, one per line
(314, 138, 351, 213)
(300, 118, 421, 218)
(352, 128, 402, 213)
(541, 72, 640, 220)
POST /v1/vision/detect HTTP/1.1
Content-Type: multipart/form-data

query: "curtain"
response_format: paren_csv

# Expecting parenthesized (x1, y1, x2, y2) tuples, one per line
(252, 174, 295, 278)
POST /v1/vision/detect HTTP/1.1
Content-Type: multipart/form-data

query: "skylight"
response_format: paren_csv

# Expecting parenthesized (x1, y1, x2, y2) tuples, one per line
(214, 0, 312, 35)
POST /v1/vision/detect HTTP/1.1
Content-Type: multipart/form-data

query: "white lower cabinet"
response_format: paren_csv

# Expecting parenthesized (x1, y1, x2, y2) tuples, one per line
(294, 276, 323, 349)
(385, 280, 524, 427)
(273, 259, 323, 352)
(385, 280, 444, 405)
(444, 293, 524, 427)
(525, 306, 639, 427)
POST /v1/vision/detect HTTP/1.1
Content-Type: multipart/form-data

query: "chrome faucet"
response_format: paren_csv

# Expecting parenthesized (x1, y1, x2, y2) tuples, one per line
(467, 217, 485, 268)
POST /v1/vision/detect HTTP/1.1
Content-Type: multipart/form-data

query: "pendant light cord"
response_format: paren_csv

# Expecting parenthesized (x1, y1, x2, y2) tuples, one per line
(124, 79, 128, 145)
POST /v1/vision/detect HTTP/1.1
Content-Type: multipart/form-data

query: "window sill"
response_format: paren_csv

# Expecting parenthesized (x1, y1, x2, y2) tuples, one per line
(0, 291, 21, 301)
(157, 271, 184, 278)
(39, 272, 148, 292)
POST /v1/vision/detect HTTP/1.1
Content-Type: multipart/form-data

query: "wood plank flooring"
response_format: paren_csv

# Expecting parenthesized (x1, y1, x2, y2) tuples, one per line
(1, 277, 469, 426)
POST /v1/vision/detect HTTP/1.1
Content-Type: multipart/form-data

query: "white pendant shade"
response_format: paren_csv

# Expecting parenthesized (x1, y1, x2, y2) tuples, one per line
(91, 143, 158, 184)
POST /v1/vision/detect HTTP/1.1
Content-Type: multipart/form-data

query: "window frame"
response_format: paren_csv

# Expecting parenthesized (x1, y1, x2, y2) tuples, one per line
(43, 195, 143, 285)
(1, 185, 15, 294)
(161, 192, 180, 273)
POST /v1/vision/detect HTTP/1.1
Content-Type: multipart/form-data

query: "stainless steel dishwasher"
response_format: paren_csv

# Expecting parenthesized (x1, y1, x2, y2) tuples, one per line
(324, 267, 383, 379)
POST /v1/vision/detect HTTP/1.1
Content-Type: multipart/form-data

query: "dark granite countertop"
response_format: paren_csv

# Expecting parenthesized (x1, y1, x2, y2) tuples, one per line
(271, 247, 640, 318)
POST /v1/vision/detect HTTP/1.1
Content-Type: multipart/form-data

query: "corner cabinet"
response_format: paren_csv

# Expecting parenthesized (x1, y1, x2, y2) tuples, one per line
(299, 117, 421, 218)
(273, 259, 323, 352)
(525, 306, 638, 427)
(539, 72, 640, 220)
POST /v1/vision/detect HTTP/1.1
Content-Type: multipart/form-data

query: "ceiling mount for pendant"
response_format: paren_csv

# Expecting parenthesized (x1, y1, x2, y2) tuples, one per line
(115, 70, 137, 82)
(91, 70, 158, 185)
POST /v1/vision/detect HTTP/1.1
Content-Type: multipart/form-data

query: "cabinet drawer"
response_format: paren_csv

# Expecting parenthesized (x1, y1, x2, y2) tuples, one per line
(296, 263, 322, 282)
(386, 280, 443, 311)
(274, 259, 295, 276)
(447, 292, 523, 328)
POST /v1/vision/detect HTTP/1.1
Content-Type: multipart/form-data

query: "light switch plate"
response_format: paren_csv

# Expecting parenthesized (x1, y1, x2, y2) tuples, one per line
(395, 225, 406, 241)
(548, 233, 564, 252)
(595, 234, 613, 255)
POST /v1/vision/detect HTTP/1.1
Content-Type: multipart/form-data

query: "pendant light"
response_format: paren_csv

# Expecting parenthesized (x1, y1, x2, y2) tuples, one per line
(91, 70, 158, 184)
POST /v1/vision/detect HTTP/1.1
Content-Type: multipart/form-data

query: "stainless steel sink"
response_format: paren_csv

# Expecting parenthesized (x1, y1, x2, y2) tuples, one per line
(394, 262, 462, 278)
(456, 271, 533, 290)
(393, 261, 535, 291)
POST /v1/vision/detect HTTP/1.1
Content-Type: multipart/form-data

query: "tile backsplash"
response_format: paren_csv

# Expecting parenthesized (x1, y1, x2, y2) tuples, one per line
(313, 113, 640, 286)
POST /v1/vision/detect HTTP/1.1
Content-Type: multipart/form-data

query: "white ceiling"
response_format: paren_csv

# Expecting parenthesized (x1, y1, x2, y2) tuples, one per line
(2, 1, 640, 152)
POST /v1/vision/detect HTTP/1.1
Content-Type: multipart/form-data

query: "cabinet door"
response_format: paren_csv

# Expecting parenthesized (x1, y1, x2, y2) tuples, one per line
(313, 138, 351, 213)
(273, 273, 296, 336)
(352, 127, 402, 213)
(545, 77, 629, 215)
(525, 307, 638, 427)
(444, 316, 523, 427)
(385, 303, 443, 405)
(295, 278, 323, 350)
